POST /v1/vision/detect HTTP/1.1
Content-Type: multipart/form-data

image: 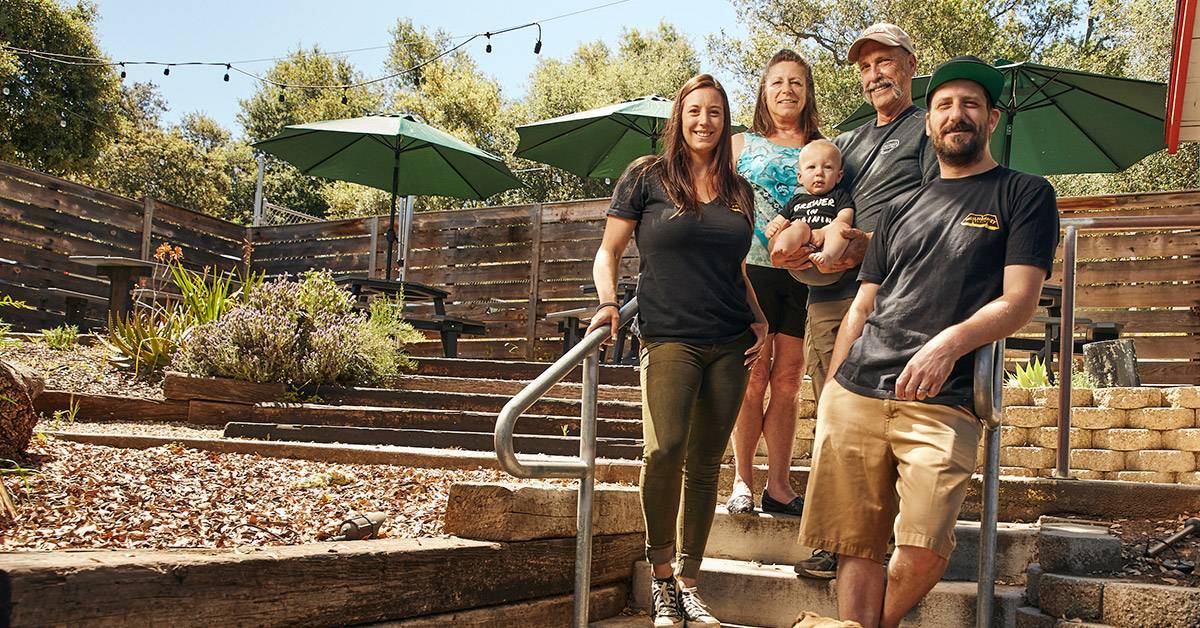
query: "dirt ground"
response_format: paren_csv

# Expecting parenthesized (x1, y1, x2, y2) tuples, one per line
(1, 336, 162, 399)
(0, 436, 579, 551)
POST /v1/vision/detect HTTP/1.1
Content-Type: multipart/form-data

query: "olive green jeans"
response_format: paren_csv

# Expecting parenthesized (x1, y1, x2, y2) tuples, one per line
(638, 331, 754, 579)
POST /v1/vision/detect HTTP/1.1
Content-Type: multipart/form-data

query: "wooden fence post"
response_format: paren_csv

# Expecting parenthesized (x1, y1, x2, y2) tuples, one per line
(141, 197, 155, 260)
(525, 203, 543, 360)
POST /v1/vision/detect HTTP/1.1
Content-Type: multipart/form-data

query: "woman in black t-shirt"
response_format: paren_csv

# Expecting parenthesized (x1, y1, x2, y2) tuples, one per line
(588, 74, 768, 627)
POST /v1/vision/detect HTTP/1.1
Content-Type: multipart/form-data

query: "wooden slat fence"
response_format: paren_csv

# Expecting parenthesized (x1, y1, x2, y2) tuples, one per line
(1, 158, 1197, 383)
(0, 161, 244, 330)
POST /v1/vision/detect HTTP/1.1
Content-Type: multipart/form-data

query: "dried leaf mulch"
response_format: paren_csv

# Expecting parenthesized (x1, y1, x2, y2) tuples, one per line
(1, 337, 161, 400)
(0, 435, 575, 552)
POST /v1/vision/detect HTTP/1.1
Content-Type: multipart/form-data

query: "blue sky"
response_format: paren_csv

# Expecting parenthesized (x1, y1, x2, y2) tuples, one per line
(91, 0, 747, 135)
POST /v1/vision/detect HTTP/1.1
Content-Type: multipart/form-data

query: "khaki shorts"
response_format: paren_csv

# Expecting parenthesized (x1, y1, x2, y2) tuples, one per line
(804, 297, 853, 405)
(797, 379, 983, 563)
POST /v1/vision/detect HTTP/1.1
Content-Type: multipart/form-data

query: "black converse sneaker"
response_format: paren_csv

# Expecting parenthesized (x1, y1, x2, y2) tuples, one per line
(679, 584, 721, 627)
(650, 576, 684, 627)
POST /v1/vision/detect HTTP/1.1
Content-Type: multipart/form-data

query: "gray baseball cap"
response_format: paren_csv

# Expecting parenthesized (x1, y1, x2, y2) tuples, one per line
(847, 23, 915, 63)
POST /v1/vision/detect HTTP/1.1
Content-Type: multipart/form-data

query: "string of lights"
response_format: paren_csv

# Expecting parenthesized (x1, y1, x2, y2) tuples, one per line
(1, 0, 633, 100)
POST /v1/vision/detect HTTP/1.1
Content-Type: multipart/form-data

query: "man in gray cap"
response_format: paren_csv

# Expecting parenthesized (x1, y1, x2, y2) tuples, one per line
(775, 22, 939, 581)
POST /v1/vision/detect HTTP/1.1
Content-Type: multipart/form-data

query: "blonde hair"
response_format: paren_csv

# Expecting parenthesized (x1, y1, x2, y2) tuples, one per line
(799, 139, 842, 168)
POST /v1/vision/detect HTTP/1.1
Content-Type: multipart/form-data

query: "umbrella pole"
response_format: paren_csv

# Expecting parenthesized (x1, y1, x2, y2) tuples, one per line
(1003, 109, 1015, 167)
(384, 150, 400, 281)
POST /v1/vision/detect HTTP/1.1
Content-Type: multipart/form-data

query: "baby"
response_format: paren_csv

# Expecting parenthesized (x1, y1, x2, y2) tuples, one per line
(763, 139, 855, 283)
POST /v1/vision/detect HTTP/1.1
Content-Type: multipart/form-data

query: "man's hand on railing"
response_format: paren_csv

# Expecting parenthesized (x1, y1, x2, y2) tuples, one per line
(585, 303, 621, 347)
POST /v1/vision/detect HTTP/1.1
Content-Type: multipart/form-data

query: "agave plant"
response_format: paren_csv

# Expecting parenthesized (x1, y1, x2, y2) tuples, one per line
(1006, 356, 1052, 388)
(102, 308, 188, 375)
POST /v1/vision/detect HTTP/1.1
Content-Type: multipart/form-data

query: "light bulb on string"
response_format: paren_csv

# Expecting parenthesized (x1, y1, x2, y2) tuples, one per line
(341, 88, 348, 105)
(163, 65, 170, 76)
(1, 87, 9, 96)
(59, 114, 67, 128)
(278, 89, 285, 103)
(534, 23, 542, 54)
(119, 63, 126, 79)
(223, 64, 230, 82)
(485, 33, 492, 53)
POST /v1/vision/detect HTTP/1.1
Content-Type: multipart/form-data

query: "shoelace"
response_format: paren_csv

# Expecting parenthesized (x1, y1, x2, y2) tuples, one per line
(652, 580, 682, 618)
(680, 588, 714, 619)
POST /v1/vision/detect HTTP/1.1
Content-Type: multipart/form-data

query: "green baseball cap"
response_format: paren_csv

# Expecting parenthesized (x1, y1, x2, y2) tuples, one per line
(927, 55, 1005, 105)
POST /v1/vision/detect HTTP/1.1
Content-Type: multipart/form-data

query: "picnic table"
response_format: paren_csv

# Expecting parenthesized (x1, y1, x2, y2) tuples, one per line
(545, 278, 639, 363)
(67, 255, 162, 322)
(334, 275, 485, 358)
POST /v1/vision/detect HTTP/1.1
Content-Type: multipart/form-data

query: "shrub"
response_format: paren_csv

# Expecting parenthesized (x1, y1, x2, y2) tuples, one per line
(176, 271, 420, 387)
(168, 258, 264, 328)
(103, 308, 188, 375)
(41, 325, 79, 350)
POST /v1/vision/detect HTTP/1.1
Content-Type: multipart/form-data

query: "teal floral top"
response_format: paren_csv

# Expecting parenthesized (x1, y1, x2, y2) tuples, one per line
(736, 132, 803, 267)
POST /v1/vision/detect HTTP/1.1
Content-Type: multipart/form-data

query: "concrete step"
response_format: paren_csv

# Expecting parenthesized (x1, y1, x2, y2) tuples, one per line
(1028, 572, 1200, 628)
(1016, 607, 1117, 628)
(631, 558, 1025, 627)
(393, 373, 643, 403)
(706, 507, 1039, 583)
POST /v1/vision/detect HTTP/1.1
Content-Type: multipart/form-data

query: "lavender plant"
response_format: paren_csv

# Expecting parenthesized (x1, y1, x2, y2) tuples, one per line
(176, 271, 421, 387)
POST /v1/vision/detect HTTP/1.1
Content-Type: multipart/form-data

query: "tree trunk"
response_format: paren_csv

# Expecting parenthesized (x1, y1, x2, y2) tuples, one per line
(0, 360, 44, 459)
(1083, 339, 1141, 387)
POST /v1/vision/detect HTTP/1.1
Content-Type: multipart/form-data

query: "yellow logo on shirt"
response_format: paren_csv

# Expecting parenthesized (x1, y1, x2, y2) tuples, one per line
(961, 213, 1000, 230)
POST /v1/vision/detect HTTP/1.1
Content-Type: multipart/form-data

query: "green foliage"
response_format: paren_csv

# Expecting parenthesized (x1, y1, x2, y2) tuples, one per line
(176, 271, 419, 387)
(40, 325, 78, 351)
(167, 258, 263, 328)
(1007, 356, 1052, 388)
(102, 308, 188, 376)
(0, 0, 121, 173)
(0, 294, 30, 347)
(238, 47, 384, 217)
(47, 394, 79, 429)
(1071, 364, 1097, 389)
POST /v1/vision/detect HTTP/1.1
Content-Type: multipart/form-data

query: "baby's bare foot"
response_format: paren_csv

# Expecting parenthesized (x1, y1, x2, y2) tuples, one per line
(810, 252, 830, 268)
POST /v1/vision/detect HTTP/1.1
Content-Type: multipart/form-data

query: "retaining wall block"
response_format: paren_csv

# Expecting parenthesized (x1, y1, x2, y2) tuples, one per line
(1003, 386, 1033, 407)
(1028, 426, 1092, 450)
(795, 418, 817, 440)
(1005, 406, 1060, 428)
(1124, 449, 1197, 473)
(999, 466, 1039, 478)
(1038, 523, 1123, 576)
(1101, 580, 1200, 628)
(1031, 386, 1094, 408)
(797, 399, 816, 419)
(1177, 471, 1200, 485)
(1090, 428, 1161, 451)
(1108, 470, 1178, 484)
(1163, 386, 1200, 409)
(1068, 449, 1126, 472)
(1001, 425, 1029, 447)
(1161, 428, 1200, 452)
(1069, 407, 1128, 429)
(1036, 574, 1104, 621)
(1126, 407, 1196, 430)
(1093, 387, 1162, 410)
(1000, 446, 1057, 469)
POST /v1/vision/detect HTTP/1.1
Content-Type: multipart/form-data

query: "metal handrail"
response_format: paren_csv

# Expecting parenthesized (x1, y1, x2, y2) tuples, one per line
(1054, 214, 1200, 477)
(494, 298, 638, 628)
(973, 339, 1005, 628)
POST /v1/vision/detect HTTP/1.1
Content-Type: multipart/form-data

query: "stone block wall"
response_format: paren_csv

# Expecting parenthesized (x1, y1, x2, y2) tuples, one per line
(729, 385, 1200, 485)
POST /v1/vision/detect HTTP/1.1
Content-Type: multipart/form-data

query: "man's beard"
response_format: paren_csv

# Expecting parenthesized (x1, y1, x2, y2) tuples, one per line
(932, 120, 988, 167)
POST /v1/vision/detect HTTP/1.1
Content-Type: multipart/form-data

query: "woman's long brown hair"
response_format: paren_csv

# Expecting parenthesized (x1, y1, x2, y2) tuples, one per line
(751, 49, 822, 140)
(626, 74, 752, 220)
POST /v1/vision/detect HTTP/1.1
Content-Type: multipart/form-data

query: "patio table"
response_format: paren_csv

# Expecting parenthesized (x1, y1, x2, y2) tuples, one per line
(68, 256, 162, 322)
(582, 278, 639, 364)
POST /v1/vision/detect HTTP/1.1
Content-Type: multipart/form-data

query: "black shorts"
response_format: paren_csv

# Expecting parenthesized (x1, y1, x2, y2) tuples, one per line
(746, 264, 808, 337)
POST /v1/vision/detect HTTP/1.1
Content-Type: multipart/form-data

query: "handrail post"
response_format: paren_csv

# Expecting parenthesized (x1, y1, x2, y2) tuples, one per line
(974, 340, 1004, 628)
(1056, 226, 1078, 478)
(573, 352, 599, 627)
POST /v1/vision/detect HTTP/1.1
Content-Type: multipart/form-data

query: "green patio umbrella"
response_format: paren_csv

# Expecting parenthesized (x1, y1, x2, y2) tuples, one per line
(253, 113, 523, 280)
(836, 61, 1167, 175)
(515, 95, 747, 180)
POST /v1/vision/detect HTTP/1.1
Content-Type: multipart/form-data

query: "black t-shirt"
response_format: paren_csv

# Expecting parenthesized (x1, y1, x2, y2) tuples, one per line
(835, 166, 1059, 407)
(780, 188, 855, 229)
(608, 165, 756, 344)
(812, 106, 939, 303)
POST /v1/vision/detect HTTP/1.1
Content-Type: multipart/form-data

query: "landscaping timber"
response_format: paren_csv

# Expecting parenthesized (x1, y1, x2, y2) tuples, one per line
(162, 371, 286, 404)
(444, 482, 643, 541)
(221, 422, 645, 459)
(187, 401, 643, 439)
(383, 583, 628, 627)
(35, 390, 188, 422)
(414, 356, 640, 386)
(0, 534, 641, 627)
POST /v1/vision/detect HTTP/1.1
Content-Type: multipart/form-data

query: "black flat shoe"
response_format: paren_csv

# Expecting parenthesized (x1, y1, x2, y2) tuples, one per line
(761, 489, 804, 516)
